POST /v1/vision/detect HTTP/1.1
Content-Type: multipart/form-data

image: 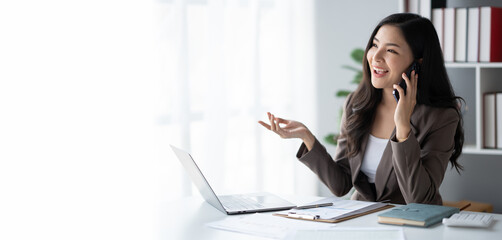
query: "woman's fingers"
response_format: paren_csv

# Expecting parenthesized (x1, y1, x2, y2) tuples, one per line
(411, 73, 418, 97)
(393, 83, 405, 102)
(402, 72, 411, 89)
(274, 116, 282, 134)
(259, 112, 307, 139)
(275, 117, 289, 124)
(406, 71, 418, 101)
(414, 73, 419, 89)
(261, 112, 292, 138)
(258, 121, 271, 130)
(269, 113, 276, 131)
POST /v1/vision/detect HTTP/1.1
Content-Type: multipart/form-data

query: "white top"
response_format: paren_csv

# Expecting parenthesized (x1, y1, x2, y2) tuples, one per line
(360, 134, 388, 183)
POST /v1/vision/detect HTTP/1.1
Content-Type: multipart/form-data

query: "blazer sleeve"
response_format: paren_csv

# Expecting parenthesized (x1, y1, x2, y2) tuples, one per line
(296, 97, 353, 197)
(390, 107, 459, 204)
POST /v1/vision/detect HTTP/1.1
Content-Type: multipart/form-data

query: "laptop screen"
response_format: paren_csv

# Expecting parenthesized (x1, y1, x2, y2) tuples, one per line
(170, 145, 226, 213)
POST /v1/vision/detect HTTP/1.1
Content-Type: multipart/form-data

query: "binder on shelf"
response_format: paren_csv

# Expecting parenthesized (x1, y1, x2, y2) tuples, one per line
(419, 0, 431, 19)
(479, 7, 502, 62)
(467, 7, 480, 62)
(483, 92, 497, 149)
(407, 0, 419, 15)
(497, 93, 502, 149)
(404, 0, 430, 19)
(443, 8, 456, 62)
(432, 8, 444, 51)
(455, 8, 468, 62)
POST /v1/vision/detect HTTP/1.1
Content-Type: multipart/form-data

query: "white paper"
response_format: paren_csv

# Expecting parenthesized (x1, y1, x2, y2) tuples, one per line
(206, 213, 336, 239)
(284, 227, 405, 240)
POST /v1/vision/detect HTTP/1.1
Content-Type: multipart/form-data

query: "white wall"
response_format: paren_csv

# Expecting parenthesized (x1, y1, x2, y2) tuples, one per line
(441, 155, 502, 213)
(313, 0, 398, 196)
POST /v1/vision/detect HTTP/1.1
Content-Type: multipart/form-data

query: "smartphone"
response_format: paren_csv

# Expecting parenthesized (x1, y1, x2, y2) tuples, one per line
(393, 61, 420, 102)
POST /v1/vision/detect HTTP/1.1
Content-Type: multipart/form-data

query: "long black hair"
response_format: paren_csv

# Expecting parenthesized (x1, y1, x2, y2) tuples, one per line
(344, 13, 464, 172)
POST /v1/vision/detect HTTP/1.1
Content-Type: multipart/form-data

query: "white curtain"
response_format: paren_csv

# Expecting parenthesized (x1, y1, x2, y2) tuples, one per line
(156, 0, 318, 202)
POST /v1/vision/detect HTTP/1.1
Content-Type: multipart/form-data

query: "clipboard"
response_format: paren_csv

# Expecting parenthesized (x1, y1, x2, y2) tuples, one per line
(273, 201, 394, 223)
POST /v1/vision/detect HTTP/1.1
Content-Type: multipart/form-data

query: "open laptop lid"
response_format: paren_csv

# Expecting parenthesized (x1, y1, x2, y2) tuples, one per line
(170, 145, 227, 213)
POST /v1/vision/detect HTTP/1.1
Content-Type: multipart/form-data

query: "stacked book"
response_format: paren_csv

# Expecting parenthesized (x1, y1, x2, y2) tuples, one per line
(432, 6, 502, 62)
(484, 92, 502, 149)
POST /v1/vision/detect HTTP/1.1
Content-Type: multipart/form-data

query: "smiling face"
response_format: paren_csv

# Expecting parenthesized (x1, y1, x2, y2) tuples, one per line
(366, 25, 414, 90)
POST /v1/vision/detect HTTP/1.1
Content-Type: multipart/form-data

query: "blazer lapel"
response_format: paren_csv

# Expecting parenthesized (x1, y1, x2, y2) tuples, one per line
(350, 134, 379, 201)
(374, 122, 419, 200)
(374, 132, 393, 201)
(349, 134, 368, 183)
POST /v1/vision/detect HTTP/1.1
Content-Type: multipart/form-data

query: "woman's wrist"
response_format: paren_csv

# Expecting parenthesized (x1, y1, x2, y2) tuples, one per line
(395, 124, 411, 142)
(302, 130, 316, 151)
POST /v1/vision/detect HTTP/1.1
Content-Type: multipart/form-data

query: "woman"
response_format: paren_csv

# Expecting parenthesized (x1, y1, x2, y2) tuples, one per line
(258, 13, 464, 205)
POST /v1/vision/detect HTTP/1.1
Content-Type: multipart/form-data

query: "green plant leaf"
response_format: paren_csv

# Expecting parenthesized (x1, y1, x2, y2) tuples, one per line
(336, 90, 352, 97)
(352, 71, 362, 84)
(327, 47, 363, 147)
(324, 133, 339, 146)
(342, 65, 361, 72)
(351, 48, 365, 64)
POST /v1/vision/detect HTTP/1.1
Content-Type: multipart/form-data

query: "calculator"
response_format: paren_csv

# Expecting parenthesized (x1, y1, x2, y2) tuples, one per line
(442, 213, 494, 228)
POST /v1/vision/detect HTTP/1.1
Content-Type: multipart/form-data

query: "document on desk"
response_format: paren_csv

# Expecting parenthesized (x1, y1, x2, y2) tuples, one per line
(284, 228, 405, 240)
(206, 213, 336, 239)
(279, 198, 376, 219)
(274, 197, 392, 223)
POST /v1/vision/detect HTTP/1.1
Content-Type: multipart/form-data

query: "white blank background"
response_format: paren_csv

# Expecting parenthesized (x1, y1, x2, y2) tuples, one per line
(0, 1, 157, 239)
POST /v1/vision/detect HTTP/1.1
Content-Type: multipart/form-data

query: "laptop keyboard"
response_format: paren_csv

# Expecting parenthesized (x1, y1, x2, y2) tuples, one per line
(219, 196, 264, 211)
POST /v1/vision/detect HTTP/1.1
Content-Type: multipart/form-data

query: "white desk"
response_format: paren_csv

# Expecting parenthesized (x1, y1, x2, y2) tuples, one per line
(160, 196, 502, 240)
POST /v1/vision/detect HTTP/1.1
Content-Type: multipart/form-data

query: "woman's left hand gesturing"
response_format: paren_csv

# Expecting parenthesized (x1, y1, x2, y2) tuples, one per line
(393, 70, 418, 142)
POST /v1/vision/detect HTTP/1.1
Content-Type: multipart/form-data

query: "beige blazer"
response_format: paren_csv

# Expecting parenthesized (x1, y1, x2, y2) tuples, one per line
(297, 100, 460, 205)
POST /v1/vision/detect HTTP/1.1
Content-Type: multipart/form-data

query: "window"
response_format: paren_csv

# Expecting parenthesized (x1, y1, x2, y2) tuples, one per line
(157, 0, 317, 201)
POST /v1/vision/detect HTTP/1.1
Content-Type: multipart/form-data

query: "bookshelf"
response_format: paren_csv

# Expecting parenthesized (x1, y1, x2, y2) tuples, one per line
(446, 63, 502, 155)
(400, 0, 502, 155)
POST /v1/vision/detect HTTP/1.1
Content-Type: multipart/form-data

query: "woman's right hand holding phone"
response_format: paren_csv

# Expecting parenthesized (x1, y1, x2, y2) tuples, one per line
(258, 112, 316, 151)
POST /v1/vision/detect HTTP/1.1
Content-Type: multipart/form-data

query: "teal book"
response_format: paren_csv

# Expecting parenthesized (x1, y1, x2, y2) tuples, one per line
(377, 203, 459, 227)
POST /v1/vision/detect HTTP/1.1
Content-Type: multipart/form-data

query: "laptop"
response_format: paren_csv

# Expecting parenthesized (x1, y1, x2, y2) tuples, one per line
(170, 145, 296, 214)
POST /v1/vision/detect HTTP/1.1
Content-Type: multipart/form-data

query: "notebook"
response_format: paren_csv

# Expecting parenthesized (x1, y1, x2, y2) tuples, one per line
(170, 145, 296, 215)
(377, 203, 459, 227)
